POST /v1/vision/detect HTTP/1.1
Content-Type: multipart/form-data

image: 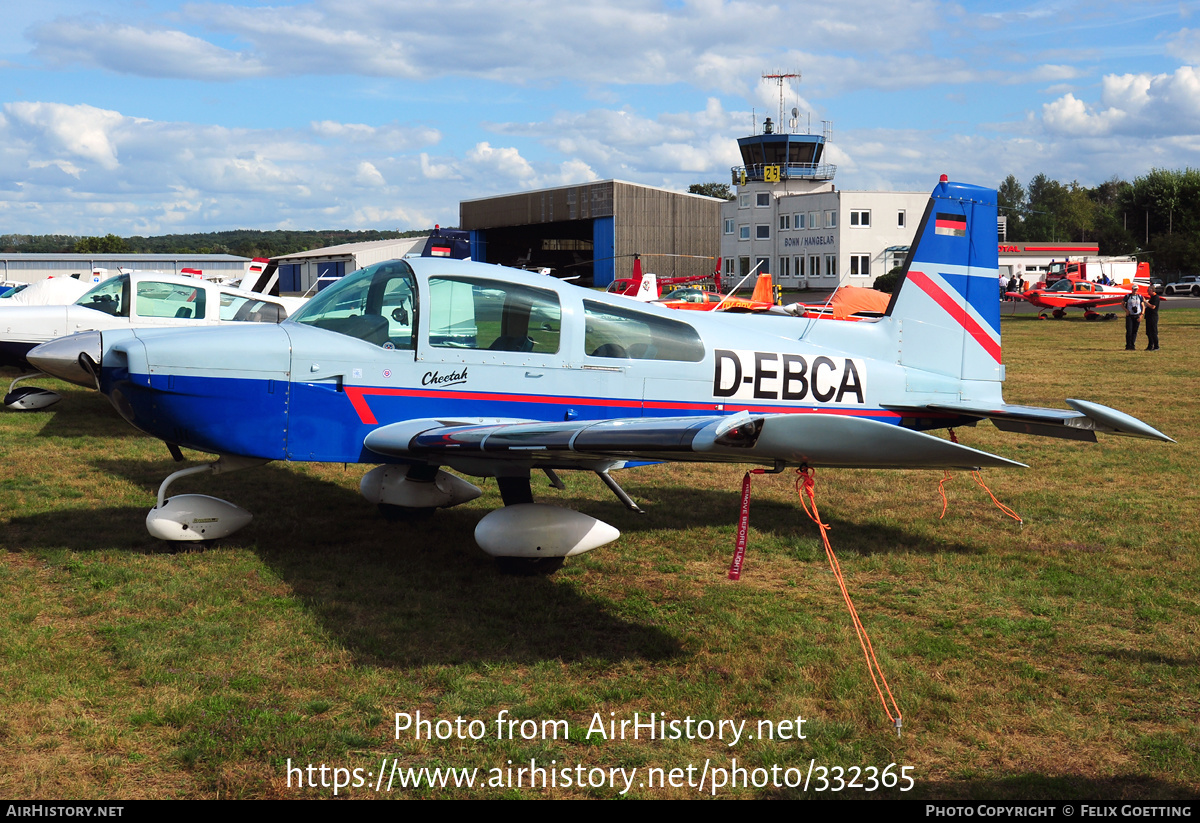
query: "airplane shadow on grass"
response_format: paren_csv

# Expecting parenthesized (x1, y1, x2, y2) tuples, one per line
(23, 387, 145, 440)
(5, 456, 986, 667)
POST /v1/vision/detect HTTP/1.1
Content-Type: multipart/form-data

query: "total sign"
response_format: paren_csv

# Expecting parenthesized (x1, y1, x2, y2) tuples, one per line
(712, 349, 867, 405)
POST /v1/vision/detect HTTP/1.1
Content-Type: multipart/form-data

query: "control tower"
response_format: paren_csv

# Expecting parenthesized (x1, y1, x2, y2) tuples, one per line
(720, 81, 923, 290)
(730, 116, 836, 192)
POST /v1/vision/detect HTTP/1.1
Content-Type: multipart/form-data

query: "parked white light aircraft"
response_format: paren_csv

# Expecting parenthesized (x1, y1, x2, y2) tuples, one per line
(30, 178, 1170, 570)
(4, 271, 295, 409)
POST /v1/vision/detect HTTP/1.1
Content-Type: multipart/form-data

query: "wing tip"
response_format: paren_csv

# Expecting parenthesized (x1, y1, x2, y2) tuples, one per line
(1065, 399, 1175, 443)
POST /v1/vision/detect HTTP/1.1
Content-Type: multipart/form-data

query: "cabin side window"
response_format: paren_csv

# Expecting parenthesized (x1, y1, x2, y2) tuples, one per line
(583, 301, 704, 362)
(428, 277, 561, 354)
(135, 281, 207, 319)
(290, 259, 416, 349)
(220, 293, 287, 323)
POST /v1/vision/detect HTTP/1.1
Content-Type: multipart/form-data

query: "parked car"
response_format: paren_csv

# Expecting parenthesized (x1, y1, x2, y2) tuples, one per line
(1164, 275, 1200, 296)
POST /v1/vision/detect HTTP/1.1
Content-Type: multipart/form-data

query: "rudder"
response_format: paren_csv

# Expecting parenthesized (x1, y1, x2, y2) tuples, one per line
(887, 178, 1002, 384)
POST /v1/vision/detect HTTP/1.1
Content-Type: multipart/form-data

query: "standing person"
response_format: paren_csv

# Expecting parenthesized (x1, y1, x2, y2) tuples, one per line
(1123, 288, 1144, 350)
(1144, 286, 1161, 350)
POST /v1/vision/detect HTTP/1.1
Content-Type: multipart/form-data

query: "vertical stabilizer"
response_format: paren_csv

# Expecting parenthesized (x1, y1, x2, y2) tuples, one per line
(750, 271, 775, 304)
(887, 179, 1001, 384)
(633, 272, 658, 302)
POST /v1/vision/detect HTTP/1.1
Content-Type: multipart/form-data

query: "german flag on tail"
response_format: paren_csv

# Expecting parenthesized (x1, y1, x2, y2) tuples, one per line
(934, 213, 966, 237)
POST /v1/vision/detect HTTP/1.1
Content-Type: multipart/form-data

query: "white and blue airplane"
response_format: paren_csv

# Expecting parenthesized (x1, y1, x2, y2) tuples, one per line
(30, 178, 1171, 569)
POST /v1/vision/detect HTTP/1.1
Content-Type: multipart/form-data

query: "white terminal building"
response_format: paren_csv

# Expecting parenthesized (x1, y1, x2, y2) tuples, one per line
(719, 118, 928, 290)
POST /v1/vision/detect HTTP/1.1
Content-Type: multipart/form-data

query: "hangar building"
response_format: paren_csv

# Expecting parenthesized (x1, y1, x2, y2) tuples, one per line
(460, 180, 722, 288)
(0, 253, 250, 284)
(274, 236, 429, 293)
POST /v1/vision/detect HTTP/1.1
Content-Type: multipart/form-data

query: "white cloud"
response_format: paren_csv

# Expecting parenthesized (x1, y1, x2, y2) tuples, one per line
(311, 121, 377, 139)
(27, 0, 948, 91)
(419, 153, 461, 180)
(465, 142, 536, 184)
(5, 102, 128, 169)
(538, 158, 600, 188)
(28, 159, 84, 178)
(489, 100, 744, 184)
(354, 161, 385, 186)
(350, 204, 431, 227)
(0, 101, 461, 233)
(310, 120, 440, 150)
(30, 17, 264, 80)
(1042, 67, 1200, 136)
(9, 1, 1199, 237)
(1012, 64, 1084, 84)
(1043, 93, 1126, 135)
(1165, 27, 1200, 62)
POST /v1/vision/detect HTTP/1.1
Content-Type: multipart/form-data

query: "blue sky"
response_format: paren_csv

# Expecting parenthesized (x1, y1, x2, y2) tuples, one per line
(1, 0, 1198, 235)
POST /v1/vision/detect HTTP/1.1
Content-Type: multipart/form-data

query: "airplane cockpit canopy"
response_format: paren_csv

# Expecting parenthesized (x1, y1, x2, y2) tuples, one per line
(76, 274, 132, 317)
(660, 288, 707, 304)
(289, 259, 417, 349)
(287, 259, 705, 363)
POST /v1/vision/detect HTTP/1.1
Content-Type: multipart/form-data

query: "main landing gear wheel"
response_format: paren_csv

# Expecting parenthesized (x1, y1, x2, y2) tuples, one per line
(1052, 308, 1066, 319)
(492, 475, 565, 574)
(475, 472, 624, 574)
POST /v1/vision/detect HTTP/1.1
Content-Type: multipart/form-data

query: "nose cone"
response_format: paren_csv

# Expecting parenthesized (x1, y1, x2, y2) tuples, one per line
(28, 331, 103, 388)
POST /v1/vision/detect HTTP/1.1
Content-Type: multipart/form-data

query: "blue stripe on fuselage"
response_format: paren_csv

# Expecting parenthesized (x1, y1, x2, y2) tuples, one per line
(106, 370, 947, 463)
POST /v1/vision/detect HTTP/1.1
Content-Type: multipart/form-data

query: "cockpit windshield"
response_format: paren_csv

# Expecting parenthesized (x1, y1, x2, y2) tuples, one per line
(289, 260, 416, 349)
(75, 275, 131, 317)
(661, 288, 707, 303)
(1047, 278, 1073, 292)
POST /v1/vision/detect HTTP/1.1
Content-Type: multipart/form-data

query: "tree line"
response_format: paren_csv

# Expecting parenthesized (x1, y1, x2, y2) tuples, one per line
(999, 168, 1200, 277)
(0, 228, 436, 258)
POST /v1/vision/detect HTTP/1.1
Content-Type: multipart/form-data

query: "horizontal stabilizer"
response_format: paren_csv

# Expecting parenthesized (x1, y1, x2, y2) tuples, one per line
(886, 400, 1173, 443)
(1065, 399, 1175, 442)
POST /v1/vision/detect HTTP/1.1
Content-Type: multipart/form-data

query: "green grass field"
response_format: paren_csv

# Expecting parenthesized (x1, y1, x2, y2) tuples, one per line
(1, 310, 1197, 799)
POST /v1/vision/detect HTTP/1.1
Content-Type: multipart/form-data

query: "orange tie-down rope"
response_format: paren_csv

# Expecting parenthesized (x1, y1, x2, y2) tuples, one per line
(938, 429, 1023, 524)
(795, 467, 903, 735)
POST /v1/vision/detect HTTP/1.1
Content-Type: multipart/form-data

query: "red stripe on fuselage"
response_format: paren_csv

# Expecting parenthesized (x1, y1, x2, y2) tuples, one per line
(340, 385, 910, 426)
(907, 270, 1002, 364)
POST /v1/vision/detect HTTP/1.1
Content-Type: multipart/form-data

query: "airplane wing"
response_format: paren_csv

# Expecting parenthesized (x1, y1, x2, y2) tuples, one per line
(883, 399, 1174, 443)
(362, 412, 1027, 471)
(1071, 295, 1128, 310)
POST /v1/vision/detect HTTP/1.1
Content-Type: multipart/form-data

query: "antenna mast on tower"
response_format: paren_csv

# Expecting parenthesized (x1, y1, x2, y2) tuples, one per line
(762, 70, 800, 131)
